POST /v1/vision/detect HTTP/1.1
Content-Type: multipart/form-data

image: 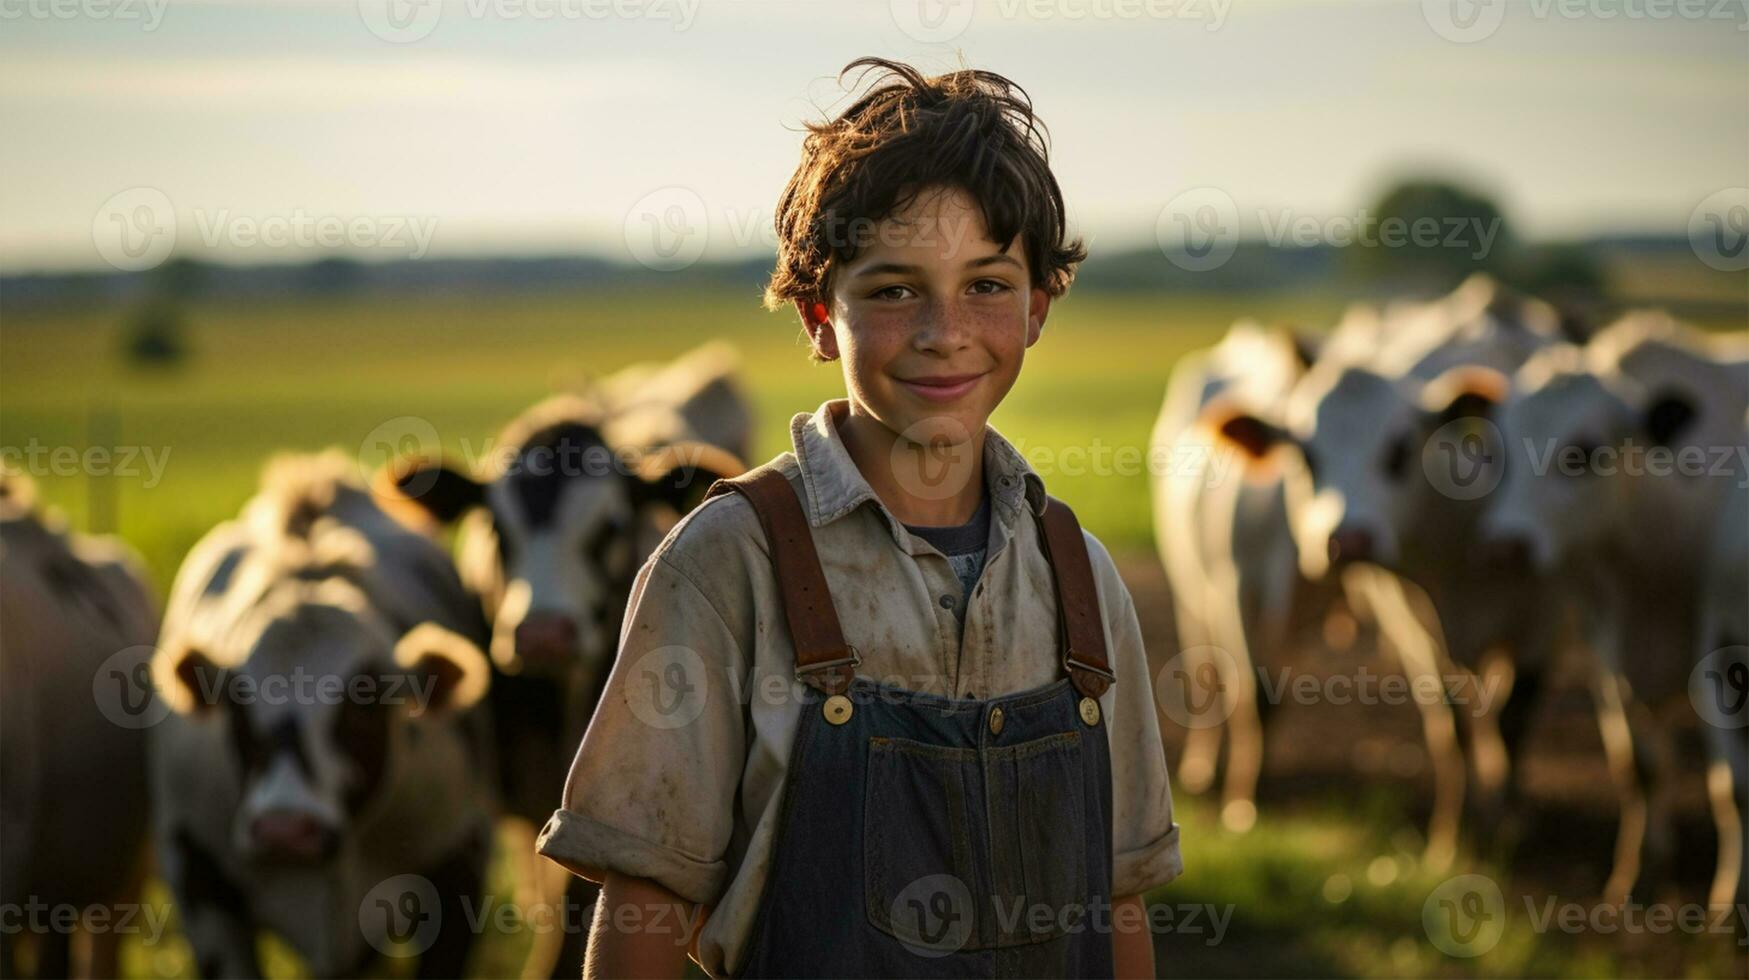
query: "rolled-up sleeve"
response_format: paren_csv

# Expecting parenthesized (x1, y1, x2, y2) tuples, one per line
(535, 543, 748, 906)
(1085, 531, 1184, 898)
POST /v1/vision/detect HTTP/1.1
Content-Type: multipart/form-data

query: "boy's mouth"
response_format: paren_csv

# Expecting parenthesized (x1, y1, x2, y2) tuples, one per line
(896, 372, 985, 403)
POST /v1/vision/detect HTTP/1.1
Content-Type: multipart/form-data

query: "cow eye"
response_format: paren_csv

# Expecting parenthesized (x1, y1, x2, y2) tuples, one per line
(1383, 435, 1412, 481)
(584, 516, 627, 564)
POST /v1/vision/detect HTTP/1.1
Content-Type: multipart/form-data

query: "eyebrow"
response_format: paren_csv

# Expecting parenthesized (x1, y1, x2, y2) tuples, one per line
(847, 253, 1024, 279)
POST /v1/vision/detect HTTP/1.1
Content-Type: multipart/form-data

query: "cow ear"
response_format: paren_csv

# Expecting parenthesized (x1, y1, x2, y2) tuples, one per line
(630, 442, 747, 513)
(393, 622, 490, 717)
(371, 456, 485, 528)
(1202, 400, 1291, 461)
(1423, 365, 1509, 425)
(1642, 388, 1698, 446)
(153, 641, 227, 716)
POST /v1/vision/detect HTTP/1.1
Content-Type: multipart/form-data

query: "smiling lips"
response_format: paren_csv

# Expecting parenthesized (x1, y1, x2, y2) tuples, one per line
(897, 373, 985, 403)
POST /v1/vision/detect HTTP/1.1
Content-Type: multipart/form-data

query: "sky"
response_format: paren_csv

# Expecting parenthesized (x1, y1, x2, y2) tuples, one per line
(1, 0, 1745, 273)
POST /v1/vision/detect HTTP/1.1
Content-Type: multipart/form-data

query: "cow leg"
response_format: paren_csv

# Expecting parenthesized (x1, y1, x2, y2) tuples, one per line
(1702, 722, 1747, 907)
(1352, 567, 1465, 872)
(1207, 571, 1263, 834)
(168, 829, 260, 979)
(1168, 579, 1221, 796)
(1593, 671, 1668, 906)
(416, 829, 489, 980)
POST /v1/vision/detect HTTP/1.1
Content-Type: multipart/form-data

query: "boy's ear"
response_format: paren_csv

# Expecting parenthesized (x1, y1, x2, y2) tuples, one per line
(796, 297, 838, 360)
(1026, 287, 1051, 347)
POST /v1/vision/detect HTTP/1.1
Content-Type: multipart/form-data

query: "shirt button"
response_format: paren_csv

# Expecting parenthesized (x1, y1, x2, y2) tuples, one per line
(939, 594, 955, 609)
(989, 706, 1005, 735)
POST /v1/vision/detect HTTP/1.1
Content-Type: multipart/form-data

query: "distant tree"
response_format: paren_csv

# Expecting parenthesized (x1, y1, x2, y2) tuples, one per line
(119, 257, 201, 368)
(1350, 179, 1515, 294)
(303, 256, 363, 293)
(121, 301, 186, 367)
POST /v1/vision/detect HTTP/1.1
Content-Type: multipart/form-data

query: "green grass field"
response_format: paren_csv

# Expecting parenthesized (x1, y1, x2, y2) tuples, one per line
(5, 283, 1746, 978)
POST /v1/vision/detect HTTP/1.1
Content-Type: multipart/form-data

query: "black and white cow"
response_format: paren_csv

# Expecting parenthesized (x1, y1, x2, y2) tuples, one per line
(1149, 318, 1351, 832)
(1213, 275, 1569, 870)
(150, 451, 496, 978)
(1484, 313, 1749, 903)
(1, 469, 159, 979)
(376, 343, 748, 976)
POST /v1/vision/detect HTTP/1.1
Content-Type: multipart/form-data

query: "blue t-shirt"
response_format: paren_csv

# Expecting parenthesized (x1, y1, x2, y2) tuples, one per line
(902, 491, 992, 626)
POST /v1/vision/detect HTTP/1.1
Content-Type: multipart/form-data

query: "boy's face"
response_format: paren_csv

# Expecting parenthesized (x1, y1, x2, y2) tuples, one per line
(802, 184, 1050, 448)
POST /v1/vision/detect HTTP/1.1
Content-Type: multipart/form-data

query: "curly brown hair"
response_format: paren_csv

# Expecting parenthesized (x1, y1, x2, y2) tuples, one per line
(763, 56, 1087, 314)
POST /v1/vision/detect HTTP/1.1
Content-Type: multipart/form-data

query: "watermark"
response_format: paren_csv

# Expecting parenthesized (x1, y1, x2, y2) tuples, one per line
(360, 874, 443, 957)
(1155, 646, 1507, 729)
(360, 876, 693, 955)
(1691, 646, 1749, 730)
(0, 0, 168, 29)
(1156, 187, 1502, 273)
(357, 416, 727, 491)
(92, 189, 438, 271)
(887, 875, 1232, 956)
(1423, 417, 1505, 501)
(1423, 873, 1749, 956)
(0, 898, 172, 944)
(1524, 896, 1748, 944)
(0, 440, 173, 489)
(624, 644, 711, 730)
(1423, 0, 1748, 43)
(358, 0, 697, 42)
(192, 209, 438, 261)
(620, 187, 999, 272)
(1690, 187, 1749, 273)
(888, 0, 1229, 43)
(1521, 437, 1749, 487)
(92, 644, 172, 730)
(93, 187, 175, 272)
(1423, 874, 1507, 956)
(183, 665, 443, 713)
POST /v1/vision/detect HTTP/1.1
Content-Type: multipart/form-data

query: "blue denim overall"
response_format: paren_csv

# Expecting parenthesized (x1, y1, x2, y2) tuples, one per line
(705, 467, 1119, 980)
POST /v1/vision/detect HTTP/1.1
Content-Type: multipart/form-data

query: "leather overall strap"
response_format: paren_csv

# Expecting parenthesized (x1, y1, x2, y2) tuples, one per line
(1036, 495, 1116, 701)
(704, 466, 858, 695)
(706, 466, 1117, 700)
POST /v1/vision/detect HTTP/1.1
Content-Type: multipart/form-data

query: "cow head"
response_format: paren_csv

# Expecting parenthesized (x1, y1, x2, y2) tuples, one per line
(376, 404, 741, 678)
(153, 577, 488, 866)
(1211, 362, 1510, 580)
(1483, 350, 1701, 573)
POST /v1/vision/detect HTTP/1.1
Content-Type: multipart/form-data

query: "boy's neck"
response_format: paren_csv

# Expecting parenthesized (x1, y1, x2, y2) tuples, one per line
(834, 404, 987, 527)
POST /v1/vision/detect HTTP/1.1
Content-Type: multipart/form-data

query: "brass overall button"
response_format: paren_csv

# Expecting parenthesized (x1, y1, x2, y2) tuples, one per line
(1079, 696, 1101, 726)
(988, 705, 1005, 735)
(823, 694, 854, 725)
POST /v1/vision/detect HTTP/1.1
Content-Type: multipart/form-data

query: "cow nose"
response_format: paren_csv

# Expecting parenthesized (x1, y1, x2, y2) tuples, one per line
(513, 612, 579, 671)
(249, 810, 339, 863)
(1327, 525, 1375, 566)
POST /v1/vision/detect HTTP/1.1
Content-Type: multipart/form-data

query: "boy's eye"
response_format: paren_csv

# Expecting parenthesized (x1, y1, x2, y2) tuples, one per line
(870, 284, 913, 301)
(969, 278, 1011, 295)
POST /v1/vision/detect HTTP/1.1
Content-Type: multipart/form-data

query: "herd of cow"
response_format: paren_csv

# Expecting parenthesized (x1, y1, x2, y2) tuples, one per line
(2, 343, 752, 978)
(1151, 274, 1748, 914)
(0, 278, 1743, 978)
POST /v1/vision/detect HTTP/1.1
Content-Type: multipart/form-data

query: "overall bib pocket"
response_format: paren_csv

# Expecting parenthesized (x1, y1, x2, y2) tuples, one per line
(863, 736, 980, 955)
(863, 729, 1091, 954)
(986, 730, 1089, 946)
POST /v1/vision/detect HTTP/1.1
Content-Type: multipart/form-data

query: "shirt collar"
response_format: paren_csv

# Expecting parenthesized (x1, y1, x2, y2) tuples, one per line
(790, 398, 1048, 532)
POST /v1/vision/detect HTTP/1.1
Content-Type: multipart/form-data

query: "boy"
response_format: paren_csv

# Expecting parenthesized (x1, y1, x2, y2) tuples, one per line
(536, 57, 1182, 979)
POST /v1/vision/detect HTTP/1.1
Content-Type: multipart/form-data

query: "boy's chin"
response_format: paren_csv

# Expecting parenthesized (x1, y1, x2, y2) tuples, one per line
(881, 400, 991, 449)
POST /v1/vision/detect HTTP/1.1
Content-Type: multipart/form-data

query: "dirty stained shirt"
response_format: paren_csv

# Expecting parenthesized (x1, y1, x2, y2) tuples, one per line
(535, 398, 1183, 979)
